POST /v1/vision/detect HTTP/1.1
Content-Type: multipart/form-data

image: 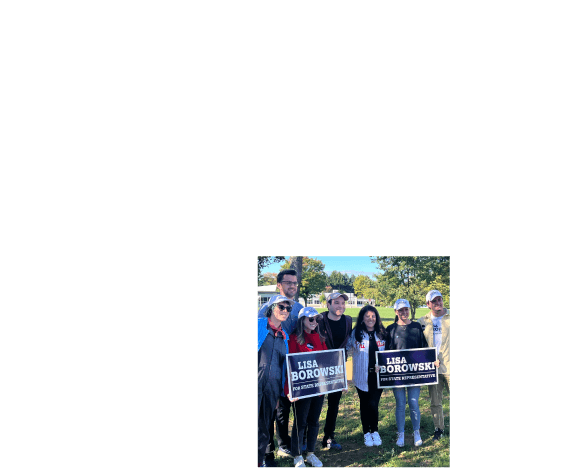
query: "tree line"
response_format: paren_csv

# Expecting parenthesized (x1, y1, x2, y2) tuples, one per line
(258, 256, 450, 319)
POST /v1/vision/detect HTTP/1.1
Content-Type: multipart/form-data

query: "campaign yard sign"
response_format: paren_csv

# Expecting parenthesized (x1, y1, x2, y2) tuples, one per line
(286, 349, 347, 400)
(376, 348, 439, 389)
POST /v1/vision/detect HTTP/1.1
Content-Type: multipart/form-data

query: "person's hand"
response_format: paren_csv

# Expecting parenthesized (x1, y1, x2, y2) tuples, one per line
(288, 394, 299, 402)
(434, 360, 440, 368)
(375, 365, 380, 373)
(342, 388, 348, 394)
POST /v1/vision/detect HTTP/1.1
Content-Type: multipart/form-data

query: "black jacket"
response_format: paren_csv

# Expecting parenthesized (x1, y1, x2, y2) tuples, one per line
(385, 321, 428, 351)
(317, 312, 353, 359)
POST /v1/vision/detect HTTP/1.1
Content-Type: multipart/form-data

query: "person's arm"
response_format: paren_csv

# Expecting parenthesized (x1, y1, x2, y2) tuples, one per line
(385, 325, 394, 350)
(419, 324, 429, 348)
(345, 330, 356, 354)
(288, 334, 299, 353)
(258, 303, 267, 318)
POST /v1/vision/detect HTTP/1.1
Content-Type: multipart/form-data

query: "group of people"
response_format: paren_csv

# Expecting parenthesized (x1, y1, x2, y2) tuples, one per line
(258, 269, 450, 468)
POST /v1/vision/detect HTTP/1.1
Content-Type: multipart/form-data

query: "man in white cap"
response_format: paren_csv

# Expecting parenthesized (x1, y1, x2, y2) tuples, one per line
(317, 292, 352, 450)
(418, 289, 450, 441)
(258, 269, 304, 463)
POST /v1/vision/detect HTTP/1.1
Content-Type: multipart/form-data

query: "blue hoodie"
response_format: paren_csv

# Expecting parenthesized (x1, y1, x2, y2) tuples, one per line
(258, 317, 289, 396)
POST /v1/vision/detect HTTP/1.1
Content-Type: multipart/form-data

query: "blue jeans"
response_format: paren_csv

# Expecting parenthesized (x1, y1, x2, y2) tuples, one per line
(392, 386, 421, 433)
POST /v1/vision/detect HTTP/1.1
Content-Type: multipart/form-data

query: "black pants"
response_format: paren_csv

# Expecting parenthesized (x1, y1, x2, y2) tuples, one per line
(356, 372, 383, 434)
(265, 395, 292, 457)
(323, 390, 343, 441)
(258, 384, 279, 465)
(291, 394, 325, 456)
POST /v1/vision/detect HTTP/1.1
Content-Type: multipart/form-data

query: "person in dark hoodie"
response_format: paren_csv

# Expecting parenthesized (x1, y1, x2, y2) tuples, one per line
(258, 295, 291, 467)
(385, 299, 429, 448)
(316, 292, 352, 450)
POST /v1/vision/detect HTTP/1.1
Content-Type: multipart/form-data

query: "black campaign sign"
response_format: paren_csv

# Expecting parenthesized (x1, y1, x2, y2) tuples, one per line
(376, 348, 439, 388)
(286, 349, 347, 400)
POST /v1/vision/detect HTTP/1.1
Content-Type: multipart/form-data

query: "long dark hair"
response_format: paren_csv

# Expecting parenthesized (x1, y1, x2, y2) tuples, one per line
(293, 315, 326, 346)
(354, 305, 386, 342)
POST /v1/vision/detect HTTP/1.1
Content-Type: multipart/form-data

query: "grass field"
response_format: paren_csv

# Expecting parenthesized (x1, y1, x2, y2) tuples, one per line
(272, 306, 449, 467)
(273, 384, 450, 467)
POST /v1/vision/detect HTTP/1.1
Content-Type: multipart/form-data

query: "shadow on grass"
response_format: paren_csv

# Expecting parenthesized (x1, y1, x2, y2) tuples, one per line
(273, 382, 449, 467)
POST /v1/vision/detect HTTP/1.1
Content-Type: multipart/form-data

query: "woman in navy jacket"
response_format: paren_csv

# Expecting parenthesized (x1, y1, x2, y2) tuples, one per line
(258, 295, 291, 467)
(384, 299, 428, 448)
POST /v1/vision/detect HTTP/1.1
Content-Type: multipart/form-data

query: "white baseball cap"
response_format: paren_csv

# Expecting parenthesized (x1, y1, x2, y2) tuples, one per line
(426, 290, 442, 302)
(394, 299, 411, 310)
(267, 294, 292, 307)
(298, 307, 322, 319)
(327, 292, 349, 302)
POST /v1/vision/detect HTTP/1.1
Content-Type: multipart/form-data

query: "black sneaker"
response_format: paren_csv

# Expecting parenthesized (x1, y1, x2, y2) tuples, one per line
(432, 428, 444, 441)
(322, 438, 342, 450)
(264, 455, 277, 467)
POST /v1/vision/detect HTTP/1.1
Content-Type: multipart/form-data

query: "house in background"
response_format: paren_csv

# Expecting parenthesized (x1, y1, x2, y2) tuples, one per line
(258, 287, 373, 310)
(307, 290, 372, 308)
(257, 285, 278, 308)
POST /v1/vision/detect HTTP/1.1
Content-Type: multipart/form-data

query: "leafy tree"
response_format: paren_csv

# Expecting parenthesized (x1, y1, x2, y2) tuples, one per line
(319, 294, 327, 307)
(328, 270, 346, 292)
(259, 272, 277, 286)
(258, 256, 285, 283)
(373, 257, 450, 285)
(363, 288, 377, 302)
(353, 275, 376, 298)
(372, 273, 398, 307)
(281, 256, 327, 307)
(370, 256, 450, 319)
(346, 274, 356, 294)
(425, 274, 450, 308)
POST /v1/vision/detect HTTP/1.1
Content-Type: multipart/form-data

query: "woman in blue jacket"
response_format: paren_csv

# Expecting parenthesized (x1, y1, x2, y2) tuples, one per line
(258, 295, 291, 467)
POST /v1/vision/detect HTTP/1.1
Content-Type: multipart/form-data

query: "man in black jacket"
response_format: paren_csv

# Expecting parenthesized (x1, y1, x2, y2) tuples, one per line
(317, 292, 352, 450)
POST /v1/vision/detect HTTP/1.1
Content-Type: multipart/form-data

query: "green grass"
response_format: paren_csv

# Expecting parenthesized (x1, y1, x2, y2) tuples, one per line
(273, 381, 450, 467)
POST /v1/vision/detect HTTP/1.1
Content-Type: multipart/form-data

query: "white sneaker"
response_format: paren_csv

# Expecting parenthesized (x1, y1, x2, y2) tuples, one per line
(371, 431, 382, 446)
(306, 453, 323, 467)
(294, 455, 306, 467)
(364, 433, 374, 447)
(396, 432, 405, 447)
(413, 430, 423, 446)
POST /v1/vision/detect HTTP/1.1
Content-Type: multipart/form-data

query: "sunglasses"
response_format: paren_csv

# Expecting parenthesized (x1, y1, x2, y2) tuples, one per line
(305, 317, 319, 322)
(276, 303, 293, 312)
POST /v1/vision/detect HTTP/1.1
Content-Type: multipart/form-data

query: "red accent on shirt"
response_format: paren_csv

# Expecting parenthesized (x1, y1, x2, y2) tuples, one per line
(284, 331, 328, 396)
(268, 320, 286, 339)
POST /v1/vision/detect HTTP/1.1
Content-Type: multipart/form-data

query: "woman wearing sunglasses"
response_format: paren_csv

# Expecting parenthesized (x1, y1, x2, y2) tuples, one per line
(346, 305, 387, 447)
(284, 307, 327, 467)
(258, 295, 292, 467)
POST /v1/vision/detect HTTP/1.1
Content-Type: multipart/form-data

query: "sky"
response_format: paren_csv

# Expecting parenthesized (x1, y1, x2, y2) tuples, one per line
(262, 256, 382, 278)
